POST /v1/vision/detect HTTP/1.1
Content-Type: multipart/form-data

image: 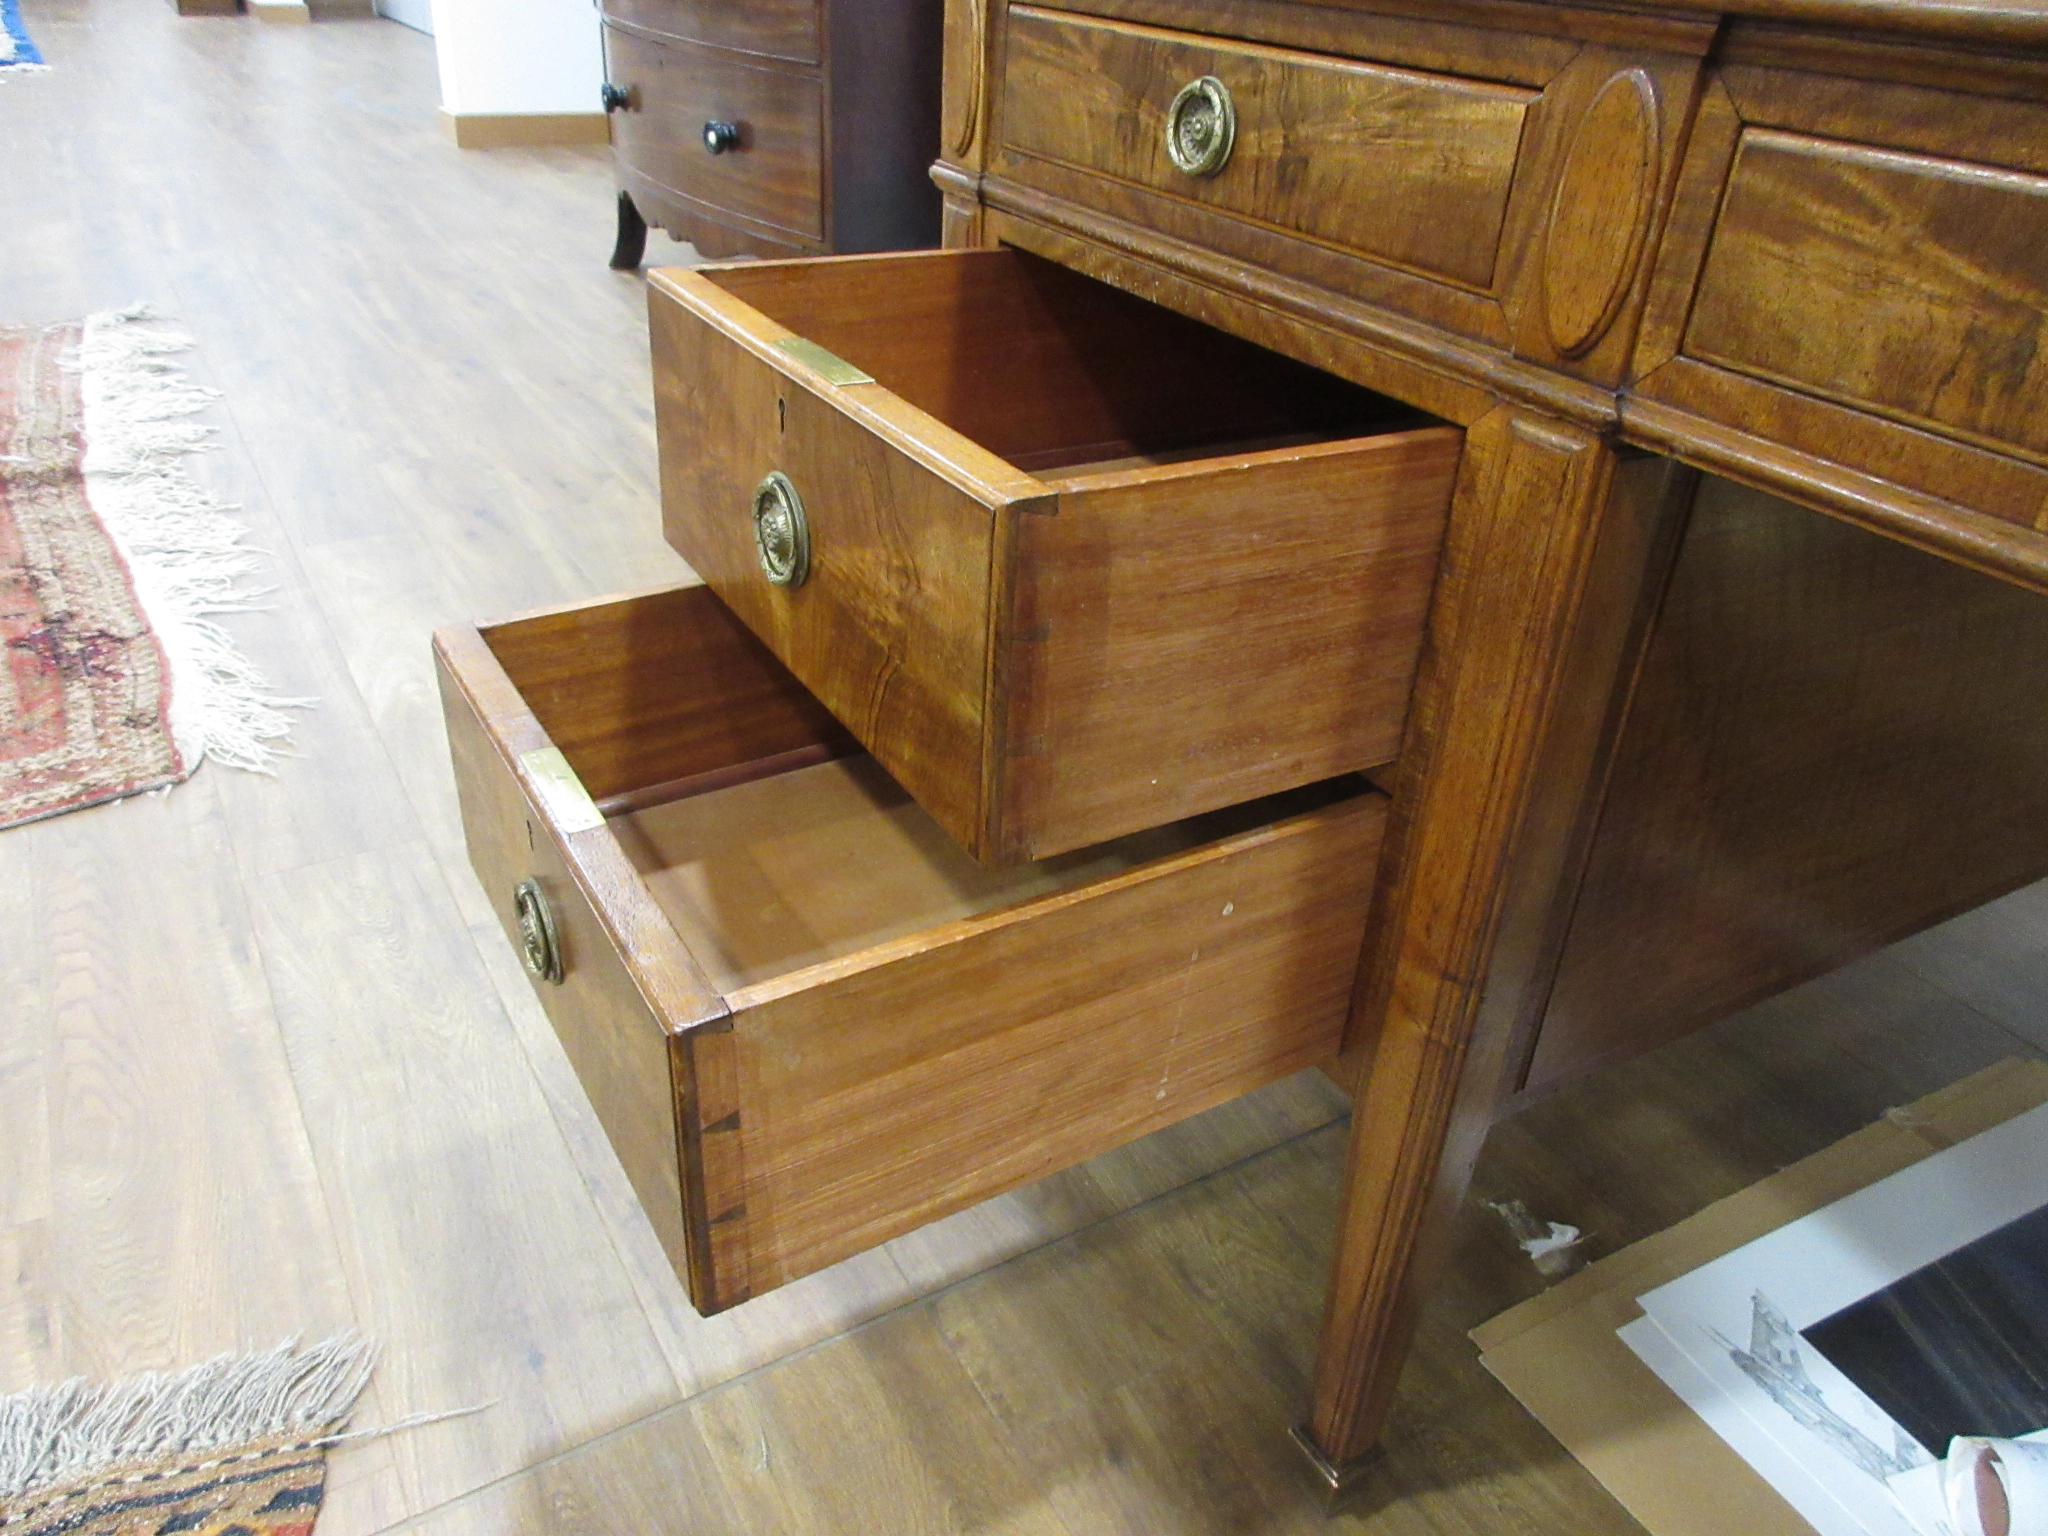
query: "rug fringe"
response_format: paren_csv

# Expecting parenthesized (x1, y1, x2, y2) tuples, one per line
(70, 305, 312, 775)
(0, 1336, 375, 1502)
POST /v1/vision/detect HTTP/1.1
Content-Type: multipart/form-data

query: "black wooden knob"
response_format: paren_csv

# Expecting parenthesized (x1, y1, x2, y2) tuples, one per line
(600, 82, 630, 113)
(702, 120, 741, 154)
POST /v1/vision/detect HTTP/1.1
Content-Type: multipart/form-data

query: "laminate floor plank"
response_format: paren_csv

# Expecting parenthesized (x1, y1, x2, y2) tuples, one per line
(243, 839, 685, 1535)
(1887, 878, 2048, 1053)
(23, 777, 361, 1379)
(388, 1309, 1079, 1536)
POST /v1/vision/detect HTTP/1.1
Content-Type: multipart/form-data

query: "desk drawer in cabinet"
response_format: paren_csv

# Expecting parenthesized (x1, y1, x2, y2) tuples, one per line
(1631, 63, 2048, 526)
(993, 7, 1536, 305)
(606, 26, 825, 250)
(436, 583, 1386, 1314)
(650, 246, 1457, 864)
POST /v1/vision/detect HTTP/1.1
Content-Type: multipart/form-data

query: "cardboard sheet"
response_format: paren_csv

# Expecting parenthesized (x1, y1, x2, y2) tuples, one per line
(1472, 1058, 2048, 1536)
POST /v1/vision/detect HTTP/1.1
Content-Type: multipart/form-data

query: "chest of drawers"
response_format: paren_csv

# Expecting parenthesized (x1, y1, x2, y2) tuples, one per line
(602, 0, 945, 264)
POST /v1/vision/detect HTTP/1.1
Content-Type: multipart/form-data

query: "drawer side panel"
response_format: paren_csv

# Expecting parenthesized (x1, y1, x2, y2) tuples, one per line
(725, 792, 1386, 1291)
(997, 427, 1457, 858)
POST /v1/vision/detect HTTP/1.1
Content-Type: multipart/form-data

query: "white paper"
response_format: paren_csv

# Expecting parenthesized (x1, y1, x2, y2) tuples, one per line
(1620, 1100, 2048, 1536)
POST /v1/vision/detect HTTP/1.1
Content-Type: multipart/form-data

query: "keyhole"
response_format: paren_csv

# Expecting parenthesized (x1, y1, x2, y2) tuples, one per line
(777, 396, 786, 435)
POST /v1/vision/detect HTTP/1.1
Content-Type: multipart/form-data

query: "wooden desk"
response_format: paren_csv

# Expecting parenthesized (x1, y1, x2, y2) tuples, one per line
(931, 0, 2048, 1490)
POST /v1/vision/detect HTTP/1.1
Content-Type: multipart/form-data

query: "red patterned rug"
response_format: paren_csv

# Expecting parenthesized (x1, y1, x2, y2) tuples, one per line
(0, 310, 300, 830)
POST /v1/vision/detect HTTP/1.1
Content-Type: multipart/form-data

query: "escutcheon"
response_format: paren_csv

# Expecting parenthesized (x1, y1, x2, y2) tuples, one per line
(752, 470, 811, 587)
(514, 877, 563, 984)
(1165, 76, 1235, 178)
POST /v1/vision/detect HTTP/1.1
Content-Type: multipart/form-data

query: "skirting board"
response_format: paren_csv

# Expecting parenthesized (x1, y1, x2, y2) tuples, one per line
(172, 0, 243, 15)
(439, 110, 611, 149)
(250, 0, 311, 22)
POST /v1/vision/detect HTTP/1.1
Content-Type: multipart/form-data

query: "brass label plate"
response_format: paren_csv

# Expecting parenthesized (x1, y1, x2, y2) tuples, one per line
(520, 746, 604, 834)
(773, 335, 875, 387)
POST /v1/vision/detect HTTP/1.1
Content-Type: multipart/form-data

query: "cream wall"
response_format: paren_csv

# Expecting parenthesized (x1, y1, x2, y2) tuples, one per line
(433, 0, 603, 117)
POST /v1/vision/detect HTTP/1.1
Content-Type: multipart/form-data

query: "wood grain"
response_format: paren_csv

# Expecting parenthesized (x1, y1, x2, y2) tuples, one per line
(1529, 474, 2048, 1092)
(719, 785, 1386, 1292)
(1686, 128, 2048, 470)
(472, 583, 850, 805)
(1307, 408, 1689, 1470)
(997, 428, 1457, 857)
(1540, 68, 1660, 357)
(605, 0, 822, 65)
(652, 247, 1443, 859)
(695, 246, 1406, 468)
(445, 581, 1388, 1310)
(999, 7, 1535, 291)
(649, 276, 1006, 849)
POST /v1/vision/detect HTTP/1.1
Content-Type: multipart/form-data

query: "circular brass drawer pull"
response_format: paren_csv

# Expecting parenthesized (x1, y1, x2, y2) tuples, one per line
(1165, 76, 1235, 178)
(514, 878, 563, 984)
(753, 470, 811, 587)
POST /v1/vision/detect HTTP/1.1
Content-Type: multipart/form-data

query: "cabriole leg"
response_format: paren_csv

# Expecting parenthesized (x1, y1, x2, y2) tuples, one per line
(609, 190, 648, 271)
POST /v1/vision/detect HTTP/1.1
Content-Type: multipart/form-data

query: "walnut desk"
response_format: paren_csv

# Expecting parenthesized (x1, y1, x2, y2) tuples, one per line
(435, 0, 2048, 1502)
(929, 0, 2048, 1490)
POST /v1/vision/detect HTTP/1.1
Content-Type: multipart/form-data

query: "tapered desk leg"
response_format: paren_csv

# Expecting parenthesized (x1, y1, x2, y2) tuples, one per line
(1300, 406, 1696, 1493)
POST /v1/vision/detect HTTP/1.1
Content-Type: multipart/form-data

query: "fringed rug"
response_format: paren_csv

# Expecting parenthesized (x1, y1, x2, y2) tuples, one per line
(0, 0, 47, 77)
(1, 308, 304, 830)
(0, 1338, 373, 1536)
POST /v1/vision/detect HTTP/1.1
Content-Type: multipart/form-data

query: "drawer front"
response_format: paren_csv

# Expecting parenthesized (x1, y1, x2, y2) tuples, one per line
(604, 0, 819, 65)
(1687, 131, 2048, 466)
(437, 586, 1385, 1312)
(650, 247, 1456, 863)
(647, 269, 1004, 851)
(1632, 64, 2048, 529)
(997, 6, 1535, 291)
(607, 27, 824, 243)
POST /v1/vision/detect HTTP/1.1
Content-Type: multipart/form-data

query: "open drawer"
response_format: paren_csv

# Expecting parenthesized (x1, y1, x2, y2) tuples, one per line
(436, 584, 1386, 1313)
(649, 245, 1457, 864)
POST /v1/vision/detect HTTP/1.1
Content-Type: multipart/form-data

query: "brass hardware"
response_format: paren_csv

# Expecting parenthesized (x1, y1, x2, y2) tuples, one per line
(514, 878, 563, 984)
(753, 471, 811, 587)
(519, 746, 604, 834)
(1165, 76, 1235, 178)
(772, 335, 875, 387)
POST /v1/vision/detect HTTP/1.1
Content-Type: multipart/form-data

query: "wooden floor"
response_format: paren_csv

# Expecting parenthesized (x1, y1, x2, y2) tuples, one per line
(4, 5, 2047, 1532)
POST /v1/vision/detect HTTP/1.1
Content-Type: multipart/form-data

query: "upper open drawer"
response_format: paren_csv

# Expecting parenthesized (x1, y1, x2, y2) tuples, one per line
(648, 246, 1458, 863)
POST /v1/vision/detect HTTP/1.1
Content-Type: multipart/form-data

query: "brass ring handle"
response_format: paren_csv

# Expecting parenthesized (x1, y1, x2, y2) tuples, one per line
(752, 471, 811, 587)
(1165, 76, 1235, 178)
(514, 878, 563, 984)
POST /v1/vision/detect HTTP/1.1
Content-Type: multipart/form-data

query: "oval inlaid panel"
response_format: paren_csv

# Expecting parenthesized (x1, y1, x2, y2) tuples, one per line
(947, 0, 984, 158)
(1543, 69, 1660, 358)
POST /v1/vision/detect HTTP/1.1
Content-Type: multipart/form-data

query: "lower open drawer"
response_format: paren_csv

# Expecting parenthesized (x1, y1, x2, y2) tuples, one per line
(436, 584, 1384, 1313)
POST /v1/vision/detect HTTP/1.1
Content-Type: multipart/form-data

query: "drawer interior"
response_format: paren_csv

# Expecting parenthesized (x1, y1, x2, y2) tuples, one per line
(455, 585, 1387, 1307)
(482, 586, 1372, 994)
(701, 246, 1422, 474)
(613, 753, 1365, 997)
